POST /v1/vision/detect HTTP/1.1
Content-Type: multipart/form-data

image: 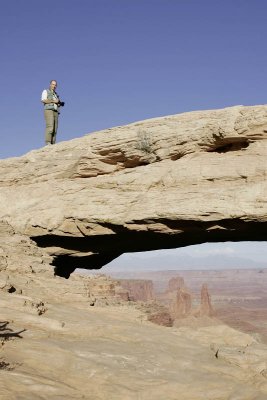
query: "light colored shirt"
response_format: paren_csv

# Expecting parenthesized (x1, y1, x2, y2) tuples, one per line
(41, 89, 58, 111)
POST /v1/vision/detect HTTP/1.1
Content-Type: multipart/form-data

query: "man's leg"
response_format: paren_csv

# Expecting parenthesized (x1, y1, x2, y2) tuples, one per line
(51, 111, 58, 144)
(44, 110, 55, 145)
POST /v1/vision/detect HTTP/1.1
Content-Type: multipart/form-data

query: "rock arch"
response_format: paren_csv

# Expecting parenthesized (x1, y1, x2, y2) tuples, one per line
(1, 105, 267, 277)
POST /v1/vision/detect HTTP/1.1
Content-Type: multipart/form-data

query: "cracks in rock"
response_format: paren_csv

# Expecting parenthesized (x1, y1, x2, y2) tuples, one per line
(72, 125, 267, 180)
(74, 134, 258, 180)
(170, 153, 187, 161)
(208, 140, 250, 153)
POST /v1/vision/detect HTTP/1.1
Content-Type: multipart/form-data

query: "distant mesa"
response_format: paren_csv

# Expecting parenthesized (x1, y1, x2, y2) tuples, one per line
(166, 276, 214, 319)
(199, 283, 215, 317)
(117, 279, 155, 302)
(171, 286, 192, 319)
(117, 273, 216, 325)
(166, 276, 185, 293)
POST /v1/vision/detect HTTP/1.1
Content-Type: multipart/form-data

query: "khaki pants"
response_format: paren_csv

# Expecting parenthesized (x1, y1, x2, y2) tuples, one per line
(44, 110, 58, 144)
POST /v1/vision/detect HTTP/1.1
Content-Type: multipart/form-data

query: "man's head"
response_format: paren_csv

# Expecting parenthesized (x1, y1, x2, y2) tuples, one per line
(49, 80, 57, 91)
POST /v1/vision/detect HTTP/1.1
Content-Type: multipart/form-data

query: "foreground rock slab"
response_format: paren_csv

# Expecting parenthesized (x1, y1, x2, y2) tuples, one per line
(1, 287, 267, 400)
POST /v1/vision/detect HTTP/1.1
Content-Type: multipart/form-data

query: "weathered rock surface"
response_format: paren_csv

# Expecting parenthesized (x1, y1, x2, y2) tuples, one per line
(117, 279, 155, 301)
(1, 105, 267, 277)
(1, 105, 267, 399)
(170, 287, 192, 318)
(166, 276, 185, 292)
(199, 283, 215, 317)
(1, 286, 267, 400)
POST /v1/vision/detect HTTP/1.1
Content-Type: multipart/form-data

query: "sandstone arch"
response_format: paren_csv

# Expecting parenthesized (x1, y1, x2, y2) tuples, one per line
(1, 105, 267, 277)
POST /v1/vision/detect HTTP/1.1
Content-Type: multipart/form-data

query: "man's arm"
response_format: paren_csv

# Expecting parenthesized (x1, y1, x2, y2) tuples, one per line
(41, 99, 59, 104)
(41, 89, 59, 104)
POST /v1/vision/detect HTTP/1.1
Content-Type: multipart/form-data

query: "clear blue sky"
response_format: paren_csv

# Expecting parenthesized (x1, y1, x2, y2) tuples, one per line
(1, 0, 266, 264)
(1, 0, 267, 159)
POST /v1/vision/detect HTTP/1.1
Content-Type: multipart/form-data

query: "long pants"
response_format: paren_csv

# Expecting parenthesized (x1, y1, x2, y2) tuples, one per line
(44, 109, 58, 144)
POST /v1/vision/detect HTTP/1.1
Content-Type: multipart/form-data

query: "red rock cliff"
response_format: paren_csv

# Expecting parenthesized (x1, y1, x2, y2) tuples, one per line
(118, 279, 154, 301)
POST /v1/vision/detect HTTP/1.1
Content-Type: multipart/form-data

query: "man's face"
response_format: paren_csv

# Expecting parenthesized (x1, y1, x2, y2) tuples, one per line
(50, 81, 57, 91)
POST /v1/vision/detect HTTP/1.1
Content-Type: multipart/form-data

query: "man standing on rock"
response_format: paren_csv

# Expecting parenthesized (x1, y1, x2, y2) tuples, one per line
(41, 80, 63, 145)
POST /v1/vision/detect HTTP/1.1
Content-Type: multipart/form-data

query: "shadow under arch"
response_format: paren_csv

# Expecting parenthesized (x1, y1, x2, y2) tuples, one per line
(31, 219, 267, 278)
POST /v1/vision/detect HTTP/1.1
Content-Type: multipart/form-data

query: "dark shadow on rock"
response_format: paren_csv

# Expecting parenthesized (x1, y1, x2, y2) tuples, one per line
(0, 321, 26, 339)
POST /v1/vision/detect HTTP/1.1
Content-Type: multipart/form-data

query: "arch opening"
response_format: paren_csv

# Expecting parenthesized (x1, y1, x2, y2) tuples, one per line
(31, 219, 267, 278)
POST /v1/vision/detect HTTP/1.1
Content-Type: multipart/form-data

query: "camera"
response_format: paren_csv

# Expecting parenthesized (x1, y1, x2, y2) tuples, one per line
(58, 101, 65, 107)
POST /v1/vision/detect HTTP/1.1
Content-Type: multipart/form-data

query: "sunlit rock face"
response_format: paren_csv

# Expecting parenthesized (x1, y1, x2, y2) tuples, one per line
(199, 283, 215, 317)
(1, 106, 267, 399)
(170, 287, 192, 318)
(166, 276, 185, 293)
(117, 279, 155, 301)
(1, 105, 267, 277)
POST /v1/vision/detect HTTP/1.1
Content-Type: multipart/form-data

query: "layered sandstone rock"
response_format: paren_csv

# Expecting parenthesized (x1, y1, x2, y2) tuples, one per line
(2, 288, 267, 400)
(170, 287, 192, 318)
(118, 279, 154, 301)
(145, 304, 173, 327)
(0, 105, 267, 277)
(0, 219, 129, 308)
(200, 283, 215, 317)
(169, 280, 215, 320)
(1, 106, 267, 399)
(166, 276, 185, 292)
